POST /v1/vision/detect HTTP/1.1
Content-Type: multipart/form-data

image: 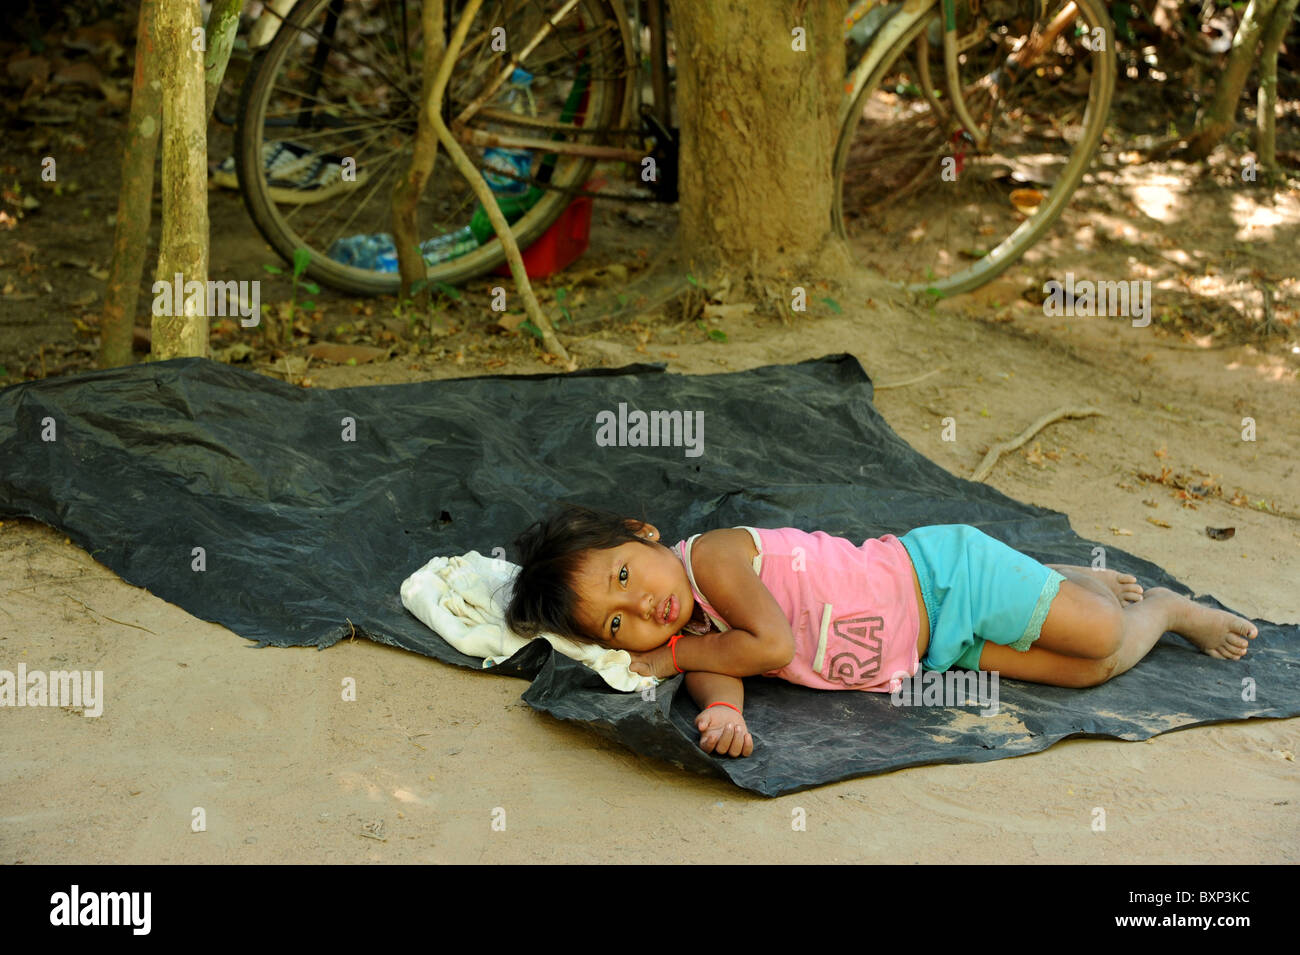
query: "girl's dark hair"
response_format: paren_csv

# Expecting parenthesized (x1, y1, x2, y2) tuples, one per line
(504, 503, 658, 644)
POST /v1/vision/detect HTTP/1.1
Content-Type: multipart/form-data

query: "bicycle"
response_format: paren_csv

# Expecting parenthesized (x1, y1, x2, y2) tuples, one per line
(837, 0, 1116, 296)
(232, 0, 1114, 299)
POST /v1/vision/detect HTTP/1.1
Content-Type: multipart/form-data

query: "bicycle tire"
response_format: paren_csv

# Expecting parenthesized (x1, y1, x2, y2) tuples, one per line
(834, 0, 1116, 297)
(236, 0, 635, 296)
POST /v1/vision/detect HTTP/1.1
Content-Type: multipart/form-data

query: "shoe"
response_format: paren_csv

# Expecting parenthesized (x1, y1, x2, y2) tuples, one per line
(212, 140, 311, 189)
(211, 140, 366, 204)
(269, 154, 368, 204)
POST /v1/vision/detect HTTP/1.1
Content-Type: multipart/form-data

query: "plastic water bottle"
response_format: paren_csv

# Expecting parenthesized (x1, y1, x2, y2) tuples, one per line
(329, 229, 485, 270)
(328, 233, 397, 271)
(482, 68, 536, 196)
(419, 226, 480, 265)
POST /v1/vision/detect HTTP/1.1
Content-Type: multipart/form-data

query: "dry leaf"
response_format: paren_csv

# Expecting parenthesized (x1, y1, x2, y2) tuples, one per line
(303, 343, 389, 364)
(1145, 517, 1171, 528)
(52, 60, 103, 88)
(703, 303, 758, 320)
(1109, 526, 1133, 536)
(1009, 188, 1044, 214)
(98, 79, 128, 108)
(6, 53, 50, 86)
(1205, 526, 1236, 541)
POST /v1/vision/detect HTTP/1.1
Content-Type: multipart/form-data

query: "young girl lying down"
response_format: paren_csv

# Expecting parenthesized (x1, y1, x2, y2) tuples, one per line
(504, 504, 1258, 759)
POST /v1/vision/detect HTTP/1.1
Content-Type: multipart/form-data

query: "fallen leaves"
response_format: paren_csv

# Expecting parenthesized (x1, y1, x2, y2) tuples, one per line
(1009, 188, 1044, 216)
(214, 343, 253, 363)
(1023, 441, 1063, 468)
(303, 343, 390, 364)
(1135, 464, 1228, 510)
(1205, 526, 1236, 541)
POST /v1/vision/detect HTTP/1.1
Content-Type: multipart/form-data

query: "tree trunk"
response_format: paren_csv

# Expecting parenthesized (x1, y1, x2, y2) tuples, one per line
(393, 0, 445, 303)
(1256, 0, 1299, 172)
(153, 0, 211, 361)
(99, 0, 161, 369)
(1184, 0, 1279, 160)
(669, 0, 850, 283)
(204, 0, 246, 122)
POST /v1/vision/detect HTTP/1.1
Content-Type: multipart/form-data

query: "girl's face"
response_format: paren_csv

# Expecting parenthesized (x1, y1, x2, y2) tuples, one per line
(571, 524, 695, 652)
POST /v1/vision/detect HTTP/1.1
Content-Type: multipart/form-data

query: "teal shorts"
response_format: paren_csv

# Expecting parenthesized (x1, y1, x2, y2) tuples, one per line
(899, 524, 1065, 672)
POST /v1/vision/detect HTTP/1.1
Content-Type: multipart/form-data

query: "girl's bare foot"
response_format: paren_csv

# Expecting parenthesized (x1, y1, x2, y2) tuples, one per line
(1050, 564, 1144, 605)
(1150, 586, 1259, 659)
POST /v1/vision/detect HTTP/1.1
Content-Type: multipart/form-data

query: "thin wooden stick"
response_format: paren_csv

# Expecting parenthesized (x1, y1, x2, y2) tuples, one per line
(970, 406, 1104, 482)
(875, 367, 944, 389)
(430, 0, 573, 366)
(59, 593, 158, 634)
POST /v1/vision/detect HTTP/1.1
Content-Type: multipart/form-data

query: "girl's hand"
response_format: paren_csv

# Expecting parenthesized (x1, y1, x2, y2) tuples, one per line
(695, 705, 754, 758)
(627, 644, 677, 680)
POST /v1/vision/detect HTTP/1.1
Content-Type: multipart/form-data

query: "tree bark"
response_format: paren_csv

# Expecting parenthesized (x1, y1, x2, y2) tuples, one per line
(669, 0, 849, 280)
(393, 0, 445, 303)
(153, 0, 211, 360)
(1184, 0, 1279, 160)
(204, 0, 246, 122)
(1256, 0, 1299, 172)
(100, 0, 161, 369)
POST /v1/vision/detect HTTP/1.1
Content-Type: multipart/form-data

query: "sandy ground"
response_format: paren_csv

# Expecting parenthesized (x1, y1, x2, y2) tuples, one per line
(3, 259, 1298, 864)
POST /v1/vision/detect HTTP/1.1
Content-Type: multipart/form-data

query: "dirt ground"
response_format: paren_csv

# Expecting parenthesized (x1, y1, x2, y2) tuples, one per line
(2, 9, 1299, 864)
(3, 247, 1299, 863)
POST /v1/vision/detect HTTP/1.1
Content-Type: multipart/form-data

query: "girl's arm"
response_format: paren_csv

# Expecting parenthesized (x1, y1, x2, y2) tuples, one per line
(667, 627, 789, 677)
(684, 671, 753, 758)
(684, 670, 744, 710)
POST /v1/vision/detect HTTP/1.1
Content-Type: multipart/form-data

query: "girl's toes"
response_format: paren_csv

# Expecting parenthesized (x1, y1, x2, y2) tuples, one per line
(1118, 574, 1136, 583)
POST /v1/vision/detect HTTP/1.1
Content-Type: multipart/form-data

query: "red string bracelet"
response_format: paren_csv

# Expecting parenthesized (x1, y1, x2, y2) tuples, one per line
(668, 633, 685, 673)
(705, 701, 741, 714)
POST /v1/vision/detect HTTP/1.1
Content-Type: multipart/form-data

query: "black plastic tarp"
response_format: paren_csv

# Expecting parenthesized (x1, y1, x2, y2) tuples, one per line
(1, 355, 1295, 796)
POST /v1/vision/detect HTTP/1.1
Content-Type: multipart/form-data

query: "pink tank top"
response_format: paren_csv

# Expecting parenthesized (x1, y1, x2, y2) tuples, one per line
(672, 526, 920, 693)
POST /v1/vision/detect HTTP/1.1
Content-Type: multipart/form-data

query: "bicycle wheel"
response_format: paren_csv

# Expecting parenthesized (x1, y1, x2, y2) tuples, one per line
(834, 0, 1115, 296)
(237, 0, 635, 296)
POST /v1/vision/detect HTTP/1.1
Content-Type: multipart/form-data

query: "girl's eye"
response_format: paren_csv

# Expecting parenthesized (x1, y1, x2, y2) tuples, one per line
(610, 565, 628, 636)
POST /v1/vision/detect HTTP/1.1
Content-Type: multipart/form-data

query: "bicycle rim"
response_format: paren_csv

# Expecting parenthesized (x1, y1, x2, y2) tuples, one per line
(237, 0, 634, 296)
(834, 0, 1115, 297)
